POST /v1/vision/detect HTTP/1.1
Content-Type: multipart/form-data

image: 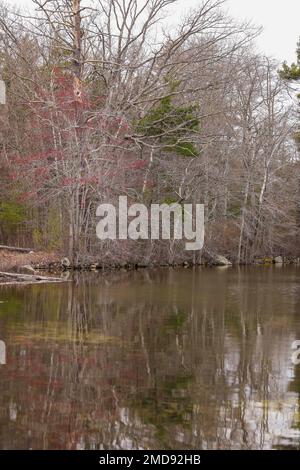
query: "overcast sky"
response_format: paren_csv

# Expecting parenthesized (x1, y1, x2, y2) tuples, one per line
(4, 0, 300, 65)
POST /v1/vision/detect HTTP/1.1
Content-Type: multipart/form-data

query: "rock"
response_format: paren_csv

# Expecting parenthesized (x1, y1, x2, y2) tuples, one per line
(137, 263, 148, 268)
(274, 256, 283, 264)
(212, 255, 232, 266)
(19, 265, 35, 275)
(61, 257, 71, 269)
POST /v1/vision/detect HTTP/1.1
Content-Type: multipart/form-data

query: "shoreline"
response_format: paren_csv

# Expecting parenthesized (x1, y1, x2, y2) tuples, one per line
(0, 248, 299, 286)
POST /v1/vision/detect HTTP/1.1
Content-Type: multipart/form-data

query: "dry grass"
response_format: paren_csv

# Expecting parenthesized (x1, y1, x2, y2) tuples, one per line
(0, 250, 60, 271)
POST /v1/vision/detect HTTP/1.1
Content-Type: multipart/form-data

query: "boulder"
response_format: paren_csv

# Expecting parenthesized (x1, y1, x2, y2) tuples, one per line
(137, 262, 148, 268)
(61, 257, 71, 269)
(274, 256, 283, 264)
(212, 255, 232, 266)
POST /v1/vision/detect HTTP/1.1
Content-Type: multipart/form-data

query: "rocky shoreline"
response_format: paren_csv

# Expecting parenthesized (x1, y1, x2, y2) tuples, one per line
(47, 254, 300, 271)
(1, 249, 300, 286)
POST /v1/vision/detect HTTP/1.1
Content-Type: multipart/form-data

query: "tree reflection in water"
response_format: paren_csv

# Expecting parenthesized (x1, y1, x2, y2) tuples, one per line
(0, 267, 300, 449)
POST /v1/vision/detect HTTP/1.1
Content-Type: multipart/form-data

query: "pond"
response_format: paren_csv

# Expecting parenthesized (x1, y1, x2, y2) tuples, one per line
(0, 266, 300, 450)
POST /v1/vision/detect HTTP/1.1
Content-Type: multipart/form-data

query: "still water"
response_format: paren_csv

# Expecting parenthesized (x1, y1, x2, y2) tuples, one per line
(0, 266, 300, 450)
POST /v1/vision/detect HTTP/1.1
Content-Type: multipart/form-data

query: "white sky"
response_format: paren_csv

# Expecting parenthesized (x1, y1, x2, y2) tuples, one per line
(3, 0, 300, 64)
(178, 0, 300, 64)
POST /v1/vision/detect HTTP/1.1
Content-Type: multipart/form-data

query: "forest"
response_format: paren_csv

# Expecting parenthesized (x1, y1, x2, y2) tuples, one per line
(0, 0, 300, 267)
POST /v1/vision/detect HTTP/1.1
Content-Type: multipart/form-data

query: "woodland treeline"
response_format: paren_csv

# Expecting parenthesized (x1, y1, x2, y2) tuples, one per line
(0, 0, 299, 265)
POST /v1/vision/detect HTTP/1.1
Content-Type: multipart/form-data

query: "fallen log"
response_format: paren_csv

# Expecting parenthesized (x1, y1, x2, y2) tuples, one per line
(0, 245, 34, 253)
(0, 280, 59, 286)
(0, 271, 68, 283)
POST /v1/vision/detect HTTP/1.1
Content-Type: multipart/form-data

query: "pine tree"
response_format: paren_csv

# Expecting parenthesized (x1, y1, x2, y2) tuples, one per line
(280, 38, 300, 80)
(280, 38, 300, 146)
(280, 38, 300, 246)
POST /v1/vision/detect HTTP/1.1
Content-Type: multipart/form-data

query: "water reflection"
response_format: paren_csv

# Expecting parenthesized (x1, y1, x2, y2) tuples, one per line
(0, 267, 300, 449)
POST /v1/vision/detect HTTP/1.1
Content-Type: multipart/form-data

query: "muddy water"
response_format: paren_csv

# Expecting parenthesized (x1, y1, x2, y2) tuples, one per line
(0, 266, 300, 449)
